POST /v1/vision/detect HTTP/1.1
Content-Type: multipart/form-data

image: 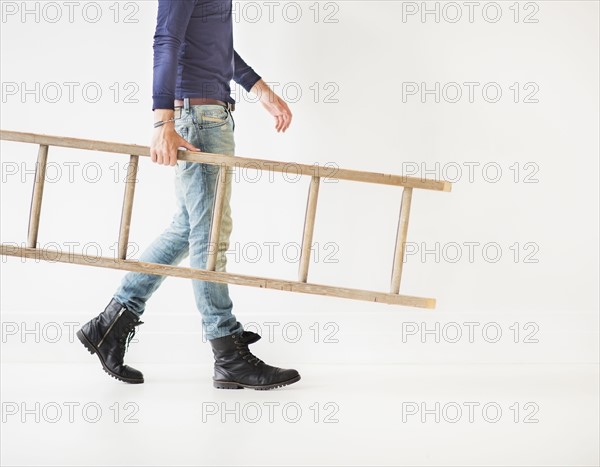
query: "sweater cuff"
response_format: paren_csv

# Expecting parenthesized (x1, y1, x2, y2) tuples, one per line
(239, 72, 262, 94)
(152, 96, 175, 111)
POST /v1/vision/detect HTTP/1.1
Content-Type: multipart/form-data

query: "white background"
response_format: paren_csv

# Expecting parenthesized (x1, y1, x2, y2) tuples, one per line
(1, 1, 598, 466)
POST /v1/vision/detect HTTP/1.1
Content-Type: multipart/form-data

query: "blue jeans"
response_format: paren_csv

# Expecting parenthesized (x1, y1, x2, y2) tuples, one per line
(113, 104, 243, 341)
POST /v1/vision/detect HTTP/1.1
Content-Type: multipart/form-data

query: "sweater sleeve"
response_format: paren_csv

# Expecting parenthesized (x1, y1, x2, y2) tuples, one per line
(152, 0, 195, 110)
(233, 49, 262, 93)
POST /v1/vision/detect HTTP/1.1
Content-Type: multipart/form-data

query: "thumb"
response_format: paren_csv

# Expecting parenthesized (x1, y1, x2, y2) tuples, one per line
(180, 138, 201, 152)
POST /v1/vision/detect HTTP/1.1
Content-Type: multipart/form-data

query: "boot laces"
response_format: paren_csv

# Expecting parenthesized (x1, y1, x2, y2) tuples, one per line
(234, 340, 263, 366)
(118, 321, 143, 353)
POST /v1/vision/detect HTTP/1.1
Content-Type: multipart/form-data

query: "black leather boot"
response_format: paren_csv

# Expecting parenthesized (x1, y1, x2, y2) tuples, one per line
(210, 331, 300, 390)
(77, 298, 144, 384)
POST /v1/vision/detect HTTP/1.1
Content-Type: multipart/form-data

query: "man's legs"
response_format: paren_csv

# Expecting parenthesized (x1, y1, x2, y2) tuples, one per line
(79, 103, 299, 388)
(174, 104, 242, 340)
(112, 104, 243, 340)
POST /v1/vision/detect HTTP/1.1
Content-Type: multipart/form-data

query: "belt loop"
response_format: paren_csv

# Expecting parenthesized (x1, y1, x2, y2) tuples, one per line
(184, 98, 190, 112)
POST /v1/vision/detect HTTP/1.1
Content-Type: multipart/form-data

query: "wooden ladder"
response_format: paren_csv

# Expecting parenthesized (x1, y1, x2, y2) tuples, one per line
(0, 130, 452, 309)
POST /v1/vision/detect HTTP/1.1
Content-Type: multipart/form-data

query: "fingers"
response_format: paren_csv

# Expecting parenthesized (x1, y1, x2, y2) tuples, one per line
(150, 142, 176, 166)
(151, 147, 168, 165)
(275, 115, 284, 132)
(156, 144, 172, 165)
(281, 108, 292, 132)
(163, 138, 200, 166)
(168, 148, 178, 166)
(264, 94, 292, 133)
(275, 108, 292, 133)
(151, 128, 202, 166)
(279, 99, 292, 132)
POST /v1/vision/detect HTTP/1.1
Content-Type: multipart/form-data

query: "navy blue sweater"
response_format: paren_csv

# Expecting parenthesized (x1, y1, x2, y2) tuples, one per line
(152, 0, 261, 110)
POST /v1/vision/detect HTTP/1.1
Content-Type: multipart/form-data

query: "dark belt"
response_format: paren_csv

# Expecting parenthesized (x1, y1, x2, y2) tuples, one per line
(174, 97, 235, 112)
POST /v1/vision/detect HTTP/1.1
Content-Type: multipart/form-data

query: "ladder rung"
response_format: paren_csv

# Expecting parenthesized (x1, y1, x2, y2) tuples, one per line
(390, 187, 413, 294)
(206, 164, 228, 271)
(117, 155, 139, 260)
(298, 175, 320, 282)
(26, 144, 49, 249)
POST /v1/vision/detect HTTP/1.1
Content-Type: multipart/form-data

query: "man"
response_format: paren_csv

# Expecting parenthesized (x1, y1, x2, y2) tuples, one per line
(76, 0, 300, 390)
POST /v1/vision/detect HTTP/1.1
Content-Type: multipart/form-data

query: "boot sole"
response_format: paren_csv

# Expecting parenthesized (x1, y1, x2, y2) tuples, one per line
(76, 330, 144, 384)
(213, 374, 301, 390)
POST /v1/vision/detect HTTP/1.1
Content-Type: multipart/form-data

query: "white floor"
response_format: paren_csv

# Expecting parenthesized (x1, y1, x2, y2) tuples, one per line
(1, 362, 598, 466)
